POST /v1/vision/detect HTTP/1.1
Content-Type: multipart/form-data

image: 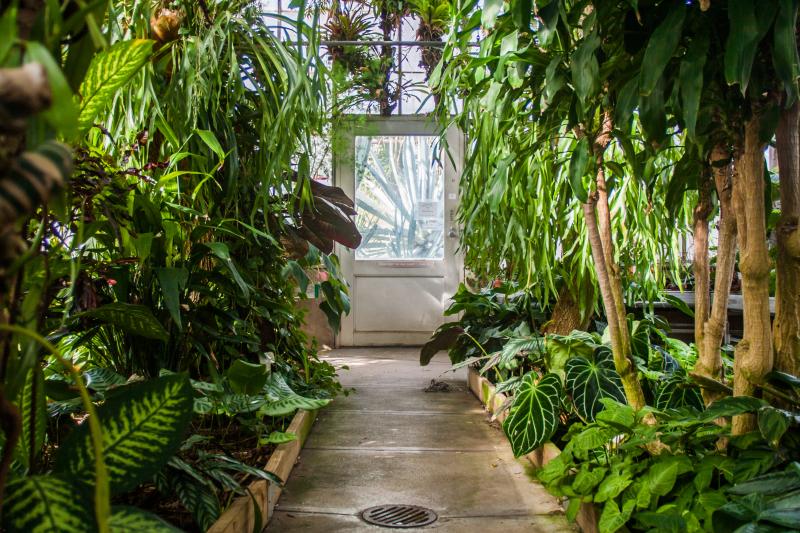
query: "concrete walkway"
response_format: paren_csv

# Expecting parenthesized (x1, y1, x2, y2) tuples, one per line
(265, 348, 574, 532)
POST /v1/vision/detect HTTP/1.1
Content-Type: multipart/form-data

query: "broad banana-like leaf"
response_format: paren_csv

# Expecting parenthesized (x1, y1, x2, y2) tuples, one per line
(502, 372, 562, 457)
(79, 302, 169, 341)
(78, 39, 154, 132)
(565, 348, 626, 422)
(1, 475, 94, 533)
(55, 374, 193, 494)
(109, 506, 182, 532)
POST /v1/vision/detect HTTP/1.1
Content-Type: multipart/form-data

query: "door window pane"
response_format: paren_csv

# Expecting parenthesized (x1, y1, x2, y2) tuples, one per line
(354, 136, 444, 259)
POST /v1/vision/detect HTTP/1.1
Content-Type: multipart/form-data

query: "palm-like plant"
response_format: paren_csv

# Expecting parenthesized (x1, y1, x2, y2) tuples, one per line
(355, 135, 444, 259)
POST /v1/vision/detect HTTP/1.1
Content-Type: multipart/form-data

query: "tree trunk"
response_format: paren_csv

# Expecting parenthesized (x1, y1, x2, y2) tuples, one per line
(732, 117, 773, 434)
(694, 146, 737, 404)
(543, 281, 593, 335)
(579, 112, 647, 410)
(774, 101, 800, 377)
(693, 175, 712, 370)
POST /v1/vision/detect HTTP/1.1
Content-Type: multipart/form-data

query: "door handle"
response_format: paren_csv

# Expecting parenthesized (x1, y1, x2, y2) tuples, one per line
(448, 227, 459, 239)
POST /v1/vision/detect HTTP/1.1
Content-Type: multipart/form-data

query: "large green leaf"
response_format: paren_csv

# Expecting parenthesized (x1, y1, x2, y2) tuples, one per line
(226, 359, 269, 395)
(724, 0, 778, 93)
(772, 0, 800, 101)
(260, 372, 330, 416)
(502, 372, 562, 457)
(155, 267, 189, 330)
(24, 43, 78, 138)
(545, 330, 598, 380)
(639, 5, 686, 96)
(655, 375, 704, 411)
(2, 475, 94, 533)
(565, 348, 626, 422)
(80, 302, 169, 341)
(568, 137, 591, 203)
(571, 31, 601, 111)
(78, 39, 154, 132)
(679, 29, 709, 138)
(55, 374, 193, 494)
(420, 323, 463, 365)
(109, 506, 182, 532)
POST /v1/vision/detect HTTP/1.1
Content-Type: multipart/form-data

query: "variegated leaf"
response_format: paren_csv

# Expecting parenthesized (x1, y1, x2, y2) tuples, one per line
(502, 372, 562, 457)
(55, 374, 193, 494)
(565, 348, 626, 422)
(1, 475, 94, 533)
(109, 506, 181, 532)
(78, 40, 154, 132)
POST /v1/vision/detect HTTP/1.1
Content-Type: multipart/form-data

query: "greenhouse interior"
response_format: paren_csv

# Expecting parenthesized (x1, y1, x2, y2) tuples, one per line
(1, 0, 800, 532)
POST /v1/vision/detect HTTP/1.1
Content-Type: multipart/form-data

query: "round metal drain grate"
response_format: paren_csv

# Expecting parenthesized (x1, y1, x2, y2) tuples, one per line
(360, 504, 438, 528)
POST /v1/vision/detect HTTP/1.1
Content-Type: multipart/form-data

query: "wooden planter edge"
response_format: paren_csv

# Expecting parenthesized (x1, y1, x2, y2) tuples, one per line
(466, 367, 599, 533)
(207, 408, 318, 533)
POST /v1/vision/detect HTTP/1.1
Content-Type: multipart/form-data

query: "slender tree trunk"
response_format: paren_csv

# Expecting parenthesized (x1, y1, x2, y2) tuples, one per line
(579, 112, 647, 410)
(774, 101, 800, 377)
(694, 146, 738, 404)
(732, 117, 773, 434)
(693, 176, 713, 368)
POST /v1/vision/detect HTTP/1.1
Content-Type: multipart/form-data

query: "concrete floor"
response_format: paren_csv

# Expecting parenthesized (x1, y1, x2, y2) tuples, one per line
(265, 348, 573, 532)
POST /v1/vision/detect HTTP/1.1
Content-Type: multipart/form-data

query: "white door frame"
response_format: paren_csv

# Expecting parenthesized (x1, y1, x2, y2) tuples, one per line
(334, 115, 464, 346)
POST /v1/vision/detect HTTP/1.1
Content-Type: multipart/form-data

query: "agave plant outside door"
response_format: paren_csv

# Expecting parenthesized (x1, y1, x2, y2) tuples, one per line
(335, 116, 464, 346)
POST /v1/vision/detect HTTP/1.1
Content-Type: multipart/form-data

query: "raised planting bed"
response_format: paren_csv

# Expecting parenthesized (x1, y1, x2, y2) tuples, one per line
(208, 408, 318, 533)
(467, 367, 599, 533)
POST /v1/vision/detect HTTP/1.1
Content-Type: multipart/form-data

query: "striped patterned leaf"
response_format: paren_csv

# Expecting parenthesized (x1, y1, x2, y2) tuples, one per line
(655, 375, 703, 411)
(55, 374, 193, 494)
(565, 349, 627, 422)
(109, 506, 181, 532)
(0, 141, 72, 225)
(502, 372, 562, 457)
(78, 39, 154, 132)
(160, 472, 220, 531)
(259, 373, 330, 417)
(79, 302, 169, 341)
(2, 475, 95, 533)
(16, 368, 47, 468)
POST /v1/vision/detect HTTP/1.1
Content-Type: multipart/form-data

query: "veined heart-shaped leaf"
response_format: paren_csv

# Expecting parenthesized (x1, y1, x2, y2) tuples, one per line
(78, 39, 154, 132)
(55, 374, 193, 494)
(655, 375, 703, 411)
(109, 506, 182, 532)
(502, 372, 562, 457)
(2, 475, 94, 533)
(79, 302, 169, 341)
(565, 348, 626, 422)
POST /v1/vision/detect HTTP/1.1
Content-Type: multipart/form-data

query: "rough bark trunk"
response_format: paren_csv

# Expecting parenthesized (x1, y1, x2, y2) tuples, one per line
(694, 146, 738, 404)
(774, 101, 800, 377)
(732, 117, 773, 434)
(543, 282, 593, 335)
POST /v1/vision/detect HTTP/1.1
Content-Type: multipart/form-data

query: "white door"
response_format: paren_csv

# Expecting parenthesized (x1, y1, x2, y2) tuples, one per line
(335, 116, 463, 346)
